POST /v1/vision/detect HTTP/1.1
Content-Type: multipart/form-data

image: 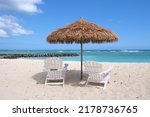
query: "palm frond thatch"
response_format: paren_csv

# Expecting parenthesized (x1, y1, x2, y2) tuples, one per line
(47, 18, 118, 44)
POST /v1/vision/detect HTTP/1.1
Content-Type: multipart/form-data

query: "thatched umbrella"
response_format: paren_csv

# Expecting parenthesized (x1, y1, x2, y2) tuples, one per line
(47, 17, 118, 80)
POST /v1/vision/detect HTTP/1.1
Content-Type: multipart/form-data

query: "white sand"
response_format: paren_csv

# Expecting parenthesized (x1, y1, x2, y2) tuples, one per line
(0, 59, 150, 100)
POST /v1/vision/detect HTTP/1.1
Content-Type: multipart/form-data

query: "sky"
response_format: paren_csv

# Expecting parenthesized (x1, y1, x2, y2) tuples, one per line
(0, 0, 150, 50)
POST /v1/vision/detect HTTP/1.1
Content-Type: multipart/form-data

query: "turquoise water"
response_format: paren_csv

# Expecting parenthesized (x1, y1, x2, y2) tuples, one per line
(0, 50, 150, 62)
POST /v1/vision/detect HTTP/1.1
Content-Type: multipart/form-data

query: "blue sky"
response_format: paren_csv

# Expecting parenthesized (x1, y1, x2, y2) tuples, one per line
(0, 0, 150, 50)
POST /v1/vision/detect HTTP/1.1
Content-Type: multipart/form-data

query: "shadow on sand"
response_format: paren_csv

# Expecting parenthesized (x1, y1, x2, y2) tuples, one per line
(32, 70, 89, 87)
(32, 72, 47, 84)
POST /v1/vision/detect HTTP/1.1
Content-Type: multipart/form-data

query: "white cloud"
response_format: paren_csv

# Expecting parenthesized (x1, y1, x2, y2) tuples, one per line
(0, 0, 42, 13)
(0, 29, 7, 37)
(0, 15, 34, 37)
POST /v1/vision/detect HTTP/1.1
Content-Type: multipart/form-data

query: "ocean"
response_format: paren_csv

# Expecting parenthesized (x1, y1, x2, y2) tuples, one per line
(0, 50, 150, 63)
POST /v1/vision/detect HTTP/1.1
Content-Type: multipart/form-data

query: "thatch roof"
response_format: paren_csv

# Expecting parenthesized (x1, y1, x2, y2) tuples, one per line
(47, 18, 118, 44)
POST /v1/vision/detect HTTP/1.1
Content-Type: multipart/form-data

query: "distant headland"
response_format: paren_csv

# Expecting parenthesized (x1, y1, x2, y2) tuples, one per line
(0, 53, 79, 59)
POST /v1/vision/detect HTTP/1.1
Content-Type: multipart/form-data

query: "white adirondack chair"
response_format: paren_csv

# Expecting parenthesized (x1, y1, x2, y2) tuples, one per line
(84, 61, 112, 89)
(44, 58, 68, 87)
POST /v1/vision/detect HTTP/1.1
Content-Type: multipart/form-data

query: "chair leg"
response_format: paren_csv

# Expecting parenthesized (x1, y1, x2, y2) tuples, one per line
(103, 81, 108, 89)
(85, 78, 89, 86)
(63, 80, 64, 88)
(103, 83, 106, 89)
(45, 79, 47, 85)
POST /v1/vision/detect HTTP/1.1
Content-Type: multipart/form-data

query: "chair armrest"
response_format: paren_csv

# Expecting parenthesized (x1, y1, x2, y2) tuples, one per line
(99, 67, 113, 76)
(63, 64, 69, 71)
(62, 64, 69, 77)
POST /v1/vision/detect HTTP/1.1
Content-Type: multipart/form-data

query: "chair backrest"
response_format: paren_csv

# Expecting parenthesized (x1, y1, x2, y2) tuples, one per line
(44, 58, 63, 70)
(47, 71, 63, 79)
(87, 73, 102, 82)
(84, 61, 102, 73)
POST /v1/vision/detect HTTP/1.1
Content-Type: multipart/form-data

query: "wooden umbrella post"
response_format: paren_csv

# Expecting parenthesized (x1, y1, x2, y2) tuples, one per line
(81, 42, 83, 80)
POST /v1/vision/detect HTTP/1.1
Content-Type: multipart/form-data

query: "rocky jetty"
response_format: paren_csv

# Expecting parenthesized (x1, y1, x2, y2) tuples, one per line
(0, 53, 79, 59)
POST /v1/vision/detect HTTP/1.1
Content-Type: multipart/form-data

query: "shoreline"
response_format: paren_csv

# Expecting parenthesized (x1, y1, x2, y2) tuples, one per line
(0, 59, 150, 100)
(1, 58, 150, 63)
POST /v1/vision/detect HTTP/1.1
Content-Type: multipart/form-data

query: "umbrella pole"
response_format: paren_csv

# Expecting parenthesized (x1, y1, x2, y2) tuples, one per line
(81, 42, 83, 80)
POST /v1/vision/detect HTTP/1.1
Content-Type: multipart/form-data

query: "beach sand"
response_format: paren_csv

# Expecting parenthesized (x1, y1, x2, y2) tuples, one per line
(0, 59, 150, 100)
